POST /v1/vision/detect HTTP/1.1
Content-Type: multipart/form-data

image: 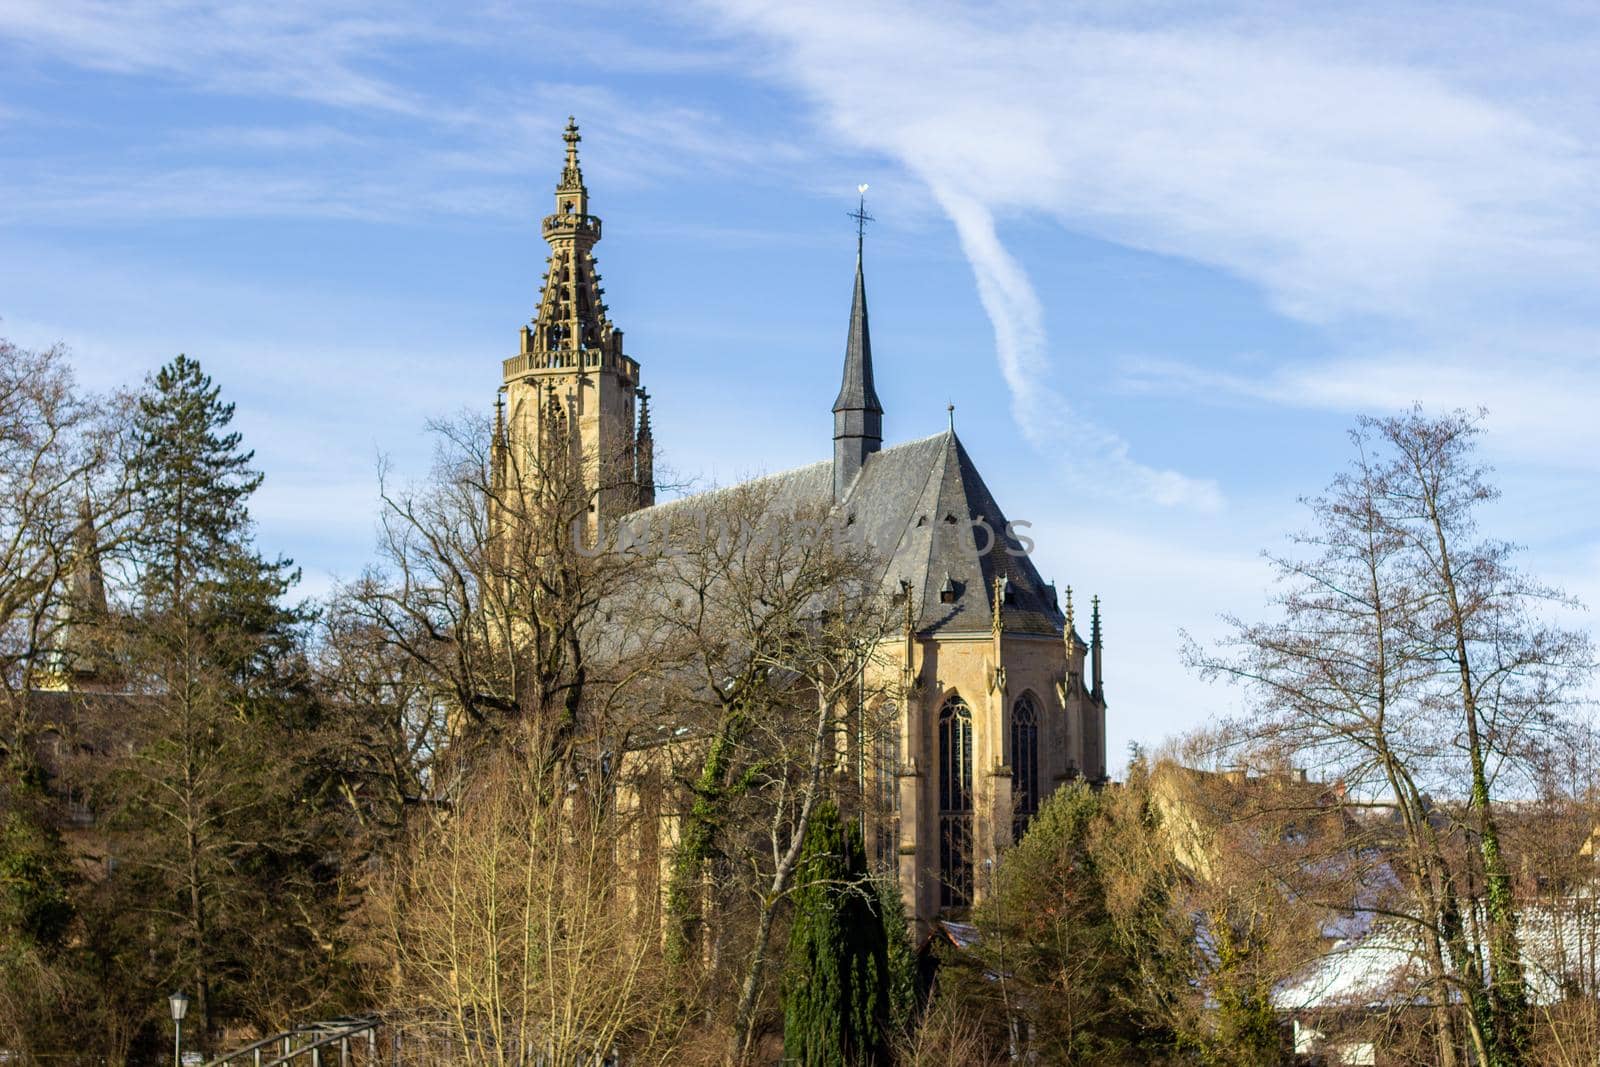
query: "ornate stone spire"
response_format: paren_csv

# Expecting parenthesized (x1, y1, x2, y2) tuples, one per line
(524, 117, 610, 357)
(832, 187, 884, 500)
(501, 117, 643, 532)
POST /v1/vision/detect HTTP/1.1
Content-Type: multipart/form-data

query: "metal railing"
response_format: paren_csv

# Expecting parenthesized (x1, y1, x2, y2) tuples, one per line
(204, 1018, 380, 1067)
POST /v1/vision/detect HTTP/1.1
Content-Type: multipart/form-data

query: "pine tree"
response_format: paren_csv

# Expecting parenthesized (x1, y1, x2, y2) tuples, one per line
(82, 355, 340, 1050)
(129, 354, 263, 605)
(782, 802, 890, 1066)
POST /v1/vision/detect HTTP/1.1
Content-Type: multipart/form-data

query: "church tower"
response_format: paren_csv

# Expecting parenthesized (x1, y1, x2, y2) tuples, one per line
(501, 118, 650, 529)
(832, 195, 884, 500)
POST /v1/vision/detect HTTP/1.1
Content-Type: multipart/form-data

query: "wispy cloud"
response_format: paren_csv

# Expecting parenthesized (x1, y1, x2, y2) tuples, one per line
(0, 3, 811, 226)
(0, 0, 453, 117)
(1119, 336, 1600, 472)
(698, 0, 1600, 501)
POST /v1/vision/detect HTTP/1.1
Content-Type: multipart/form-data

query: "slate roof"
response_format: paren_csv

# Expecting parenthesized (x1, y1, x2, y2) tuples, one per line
(832, 254, 883, 418)
(630, 429, 1066, 638)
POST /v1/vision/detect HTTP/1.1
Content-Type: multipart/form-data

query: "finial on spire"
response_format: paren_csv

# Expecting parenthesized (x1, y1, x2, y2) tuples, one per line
(559, 116, 585, 194)
(1065, 586, 1075, 643)
(947, 402, 955, 432)
(848, 183, 873, 256)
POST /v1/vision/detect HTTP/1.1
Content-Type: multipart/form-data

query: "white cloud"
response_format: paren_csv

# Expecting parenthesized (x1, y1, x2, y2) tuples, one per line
(698, 0, 1600, 499)
(0, 0, 453, 117)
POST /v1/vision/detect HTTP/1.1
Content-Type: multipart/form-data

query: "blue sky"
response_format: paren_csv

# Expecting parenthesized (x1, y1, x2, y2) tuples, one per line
(3, 1, 1599, 761)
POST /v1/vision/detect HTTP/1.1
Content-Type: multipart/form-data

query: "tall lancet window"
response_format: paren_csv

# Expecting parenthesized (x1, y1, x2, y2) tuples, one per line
(939, 696, 974, 908)
(1012, 694, 1040, 841)
(875, 703, 901, 876)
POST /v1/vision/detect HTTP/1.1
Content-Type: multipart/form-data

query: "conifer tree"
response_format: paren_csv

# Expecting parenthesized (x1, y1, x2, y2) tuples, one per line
(782, 801, 890, 1066)
(83, 355, 339, 1050)
(129, 353, 262, 605)
(874, 874, 918, 1041)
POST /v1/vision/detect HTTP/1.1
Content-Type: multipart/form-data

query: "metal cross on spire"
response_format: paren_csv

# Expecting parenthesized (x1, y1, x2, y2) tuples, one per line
(848, 183, 873, 253)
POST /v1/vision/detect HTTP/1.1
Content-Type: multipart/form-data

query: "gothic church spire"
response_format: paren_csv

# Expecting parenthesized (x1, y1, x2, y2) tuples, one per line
(832, 188, 884, 500)
(502, 118, 643, 531)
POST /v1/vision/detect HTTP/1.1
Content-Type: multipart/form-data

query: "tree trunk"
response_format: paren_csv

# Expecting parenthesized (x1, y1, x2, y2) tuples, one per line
(729, 690, 836, 1066)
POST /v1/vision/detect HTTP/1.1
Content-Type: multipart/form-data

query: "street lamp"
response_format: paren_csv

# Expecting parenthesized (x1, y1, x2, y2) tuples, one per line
(168, 992, 190, 1067)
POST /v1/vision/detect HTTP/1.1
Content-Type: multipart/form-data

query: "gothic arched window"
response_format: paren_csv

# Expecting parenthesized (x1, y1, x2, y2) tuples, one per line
(875, 703, 901, 875)
(939, 696, 974, 908)
(1012, 694, 1040, 841)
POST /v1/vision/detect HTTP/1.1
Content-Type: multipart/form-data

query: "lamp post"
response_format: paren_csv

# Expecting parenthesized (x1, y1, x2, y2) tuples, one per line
(169, 991, 190, 1067)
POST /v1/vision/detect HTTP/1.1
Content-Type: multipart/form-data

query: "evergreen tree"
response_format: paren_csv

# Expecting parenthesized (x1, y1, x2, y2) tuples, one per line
(960, 781, 1151, 1062)
(81, 355, 343, 1051)
(129, 353, 262, 605)
(782, 802, 890, 1066)
(873, 874, 919, 1041)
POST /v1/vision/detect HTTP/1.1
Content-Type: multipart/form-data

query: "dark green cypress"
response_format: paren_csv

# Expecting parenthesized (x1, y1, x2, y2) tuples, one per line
(782, 802, 890, 1066)
(874, 873, 918, 1040)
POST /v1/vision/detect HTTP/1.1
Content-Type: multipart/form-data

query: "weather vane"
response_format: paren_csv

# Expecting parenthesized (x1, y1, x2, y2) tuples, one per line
(848, 183, 873, 249)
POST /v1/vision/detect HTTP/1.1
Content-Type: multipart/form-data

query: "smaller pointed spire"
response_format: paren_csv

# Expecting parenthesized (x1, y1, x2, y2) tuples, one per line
(634, 387, 656, 509)
(832, 187, 884, 500)
(491, 392, 507, 491)
(47, 495, 112, 689)
(1090, 595, 1104, 701)
(69, 494, 107, 616)
(1064, 586, 1076, 653)
(559, 116, 584, 192)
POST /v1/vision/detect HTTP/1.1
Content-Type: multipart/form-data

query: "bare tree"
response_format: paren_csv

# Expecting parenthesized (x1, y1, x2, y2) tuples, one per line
(0, 338, 128, 1055)
(896, 994, 1009, 1067)
(1187, 407, 1593, 1067)
(347, 409, 657, 783)
(374, 755, 688, 1066)
(621, 484, 900, 1064)
(313, 602, 448, 851)
(0, 339, 123, 761)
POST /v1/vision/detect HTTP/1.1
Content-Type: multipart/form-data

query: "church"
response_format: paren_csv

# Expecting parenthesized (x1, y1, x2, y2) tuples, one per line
(499, 119, 1108, 925)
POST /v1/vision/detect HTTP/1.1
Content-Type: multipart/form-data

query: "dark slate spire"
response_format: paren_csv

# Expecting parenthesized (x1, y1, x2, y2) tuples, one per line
(833, 190, 884, 500)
